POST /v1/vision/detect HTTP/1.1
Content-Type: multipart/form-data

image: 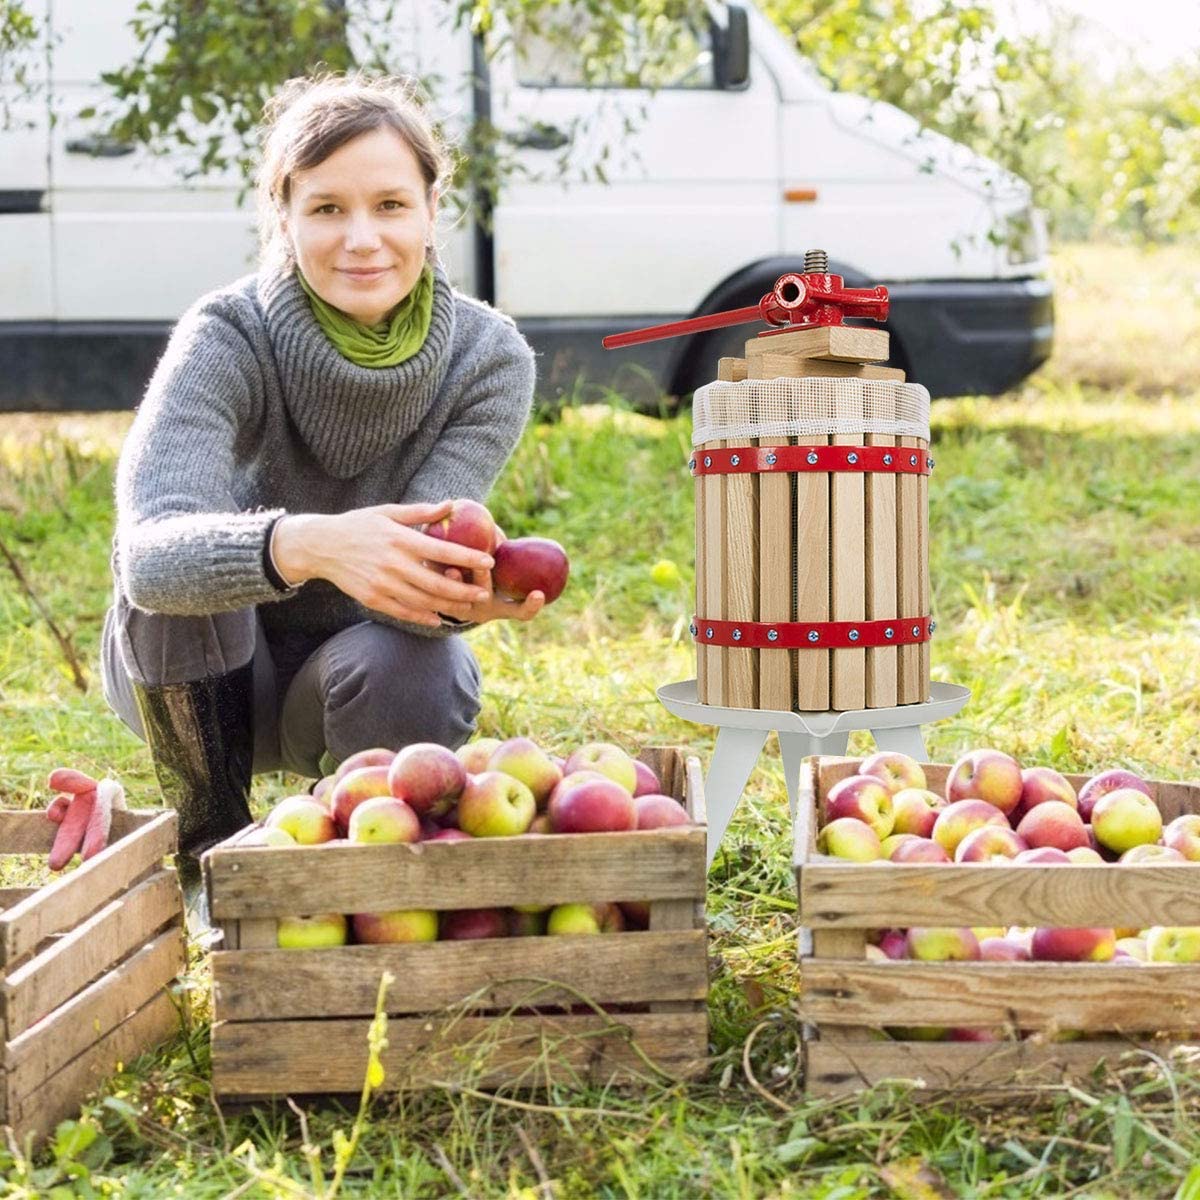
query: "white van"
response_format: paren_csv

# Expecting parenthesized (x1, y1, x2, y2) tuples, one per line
(0, 1, 1052, 411)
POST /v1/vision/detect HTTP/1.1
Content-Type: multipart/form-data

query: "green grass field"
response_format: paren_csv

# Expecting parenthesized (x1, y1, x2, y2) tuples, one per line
(2, 244, 1200, 1197)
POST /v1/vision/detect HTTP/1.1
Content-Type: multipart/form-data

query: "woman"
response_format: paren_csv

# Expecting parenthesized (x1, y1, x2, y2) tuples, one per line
(100, 74, 540, 911)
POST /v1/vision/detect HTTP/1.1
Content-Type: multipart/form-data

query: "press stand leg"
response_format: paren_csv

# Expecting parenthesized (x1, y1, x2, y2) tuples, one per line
(869, 724, 928, 760)
(704, 727, 769, 868)
(779, 731, 850, 821)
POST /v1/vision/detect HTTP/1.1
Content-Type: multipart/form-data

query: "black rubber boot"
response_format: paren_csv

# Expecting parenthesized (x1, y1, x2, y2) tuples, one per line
(132, 663, 255, 941)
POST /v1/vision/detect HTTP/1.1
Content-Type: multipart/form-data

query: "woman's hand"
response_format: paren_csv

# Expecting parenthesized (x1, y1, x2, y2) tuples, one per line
(443, 565, 546, 625)
(271, 502, 497, 627)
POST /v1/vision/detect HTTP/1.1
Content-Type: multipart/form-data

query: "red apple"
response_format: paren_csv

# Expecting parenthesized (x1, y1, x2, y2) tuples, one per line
(440, 908, 509, 940)
(1030, 927, 1116, 962)
(635, 793, 691, 830)
(493, 536, 569, 603)
(529, 814, 552, 834)
(945, 748, 1023, 816)
(1077, 768, 1152, 822)
(425, 498, 496, 553)
(824, 774, 895, 841)
(1018, 767, 1078, 821)
(859, 751, 926, 795)
(487, 736, 563, 809)
(387, 742, 467, 819)
(888, 835, 951, 863)
(457, 771, 537, 837)
(979, 936, 1030, 962)
(632, 760, 662, 798)
(1013, 846, 1072, 864)
(879, 929, 909, 959)
(456, 737, 502, 774)
(931, 799, 1009, 856)
(352, 909, 437, 944)
(310, 775, 336, 807)
(427, 827, 473, 842)
(347, 795, 421, 844)
(890, 787, 947, 838)
(563, 743, 637, 793)
(549, 776, 637, 834)
(906, 927, 981, 961)
(265, 796, 337, 845)
(1091, 788, 1163, 854)
(333, 747, 396, 781)
(618, 900, 650, 929)
(330, 765, 394, 834)
(955, 825, 1027, 863)
(1164, 814, 1200, 861)
(1015, 800, 1089, 852)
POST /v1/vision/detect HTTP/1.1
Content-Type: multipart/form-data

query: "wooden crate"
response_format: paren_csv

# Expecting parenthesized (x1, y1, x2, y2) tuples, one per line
(205, 748, 709, 1102)
(0, 808, 184, 1145)
(795, 756, 1200, 1096)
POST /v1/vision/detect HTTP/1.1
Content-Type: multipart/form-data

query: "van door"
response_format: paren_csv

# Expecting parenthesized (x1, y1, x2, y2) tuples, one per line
(0, 0, 52, 320)
(486, 9, 779, 326)
(49, 0, 256, 322)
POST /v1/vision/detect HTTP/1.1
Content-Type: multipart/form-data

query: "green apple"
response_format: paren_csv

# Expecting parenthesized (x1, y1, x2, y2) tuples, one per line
(277, 912, 348, 949)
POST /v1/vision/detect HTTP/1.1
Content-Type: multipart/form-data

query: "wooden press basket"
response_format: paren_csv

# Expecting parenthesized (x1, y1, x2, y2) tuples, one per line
(692, 365, 932, 714)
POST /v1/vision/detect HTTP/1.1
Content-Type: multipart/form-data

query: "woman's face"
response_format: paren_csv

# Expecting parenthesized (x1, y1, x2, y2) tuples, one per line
(285, 125, 437, 327)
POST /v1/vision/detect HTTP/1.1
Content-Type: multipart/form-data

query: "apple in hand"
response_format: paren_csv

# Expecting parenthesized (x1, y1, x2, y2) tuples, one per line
(347, 795, 421, 844)
(563, 743, 637, 793)
(1145, 927, 1200, 963)
(906, 927, 981, 961)
(890, 788, 946, 838)
(859, 751, 926, 795)
(265, 796, 337, 845)
(330, 765, 394, 834)
(1091, 788, 1163, 854)
(931, 799, 1009, 856)
(817, 817, 882, 861)
(1164, 814, 1200, 861)
(456, 737, 502, 774)
(824, 775, 895, 841)
(1015, 800, 1089, 852)
(440, 908, 509, 940)
(425, 498, 496, 553)
(493, 536, 569, 604)
(1030, 927, 1116, 962)
(632, 760, 662, 797)
(457, 771, 537, 837)
(1077, 768, 1152, 822)
(488, 736, 563, 809)
(277, 913, 348, 949)
(955, 825, 1027, 863)
(334, 747, 396, 781)
(635, 793, 691, 830)
(549, 776, 636, 833)
(388, 742, 467, 819)
(352, 909, 438, 944)
(945, 749, 1023, 816)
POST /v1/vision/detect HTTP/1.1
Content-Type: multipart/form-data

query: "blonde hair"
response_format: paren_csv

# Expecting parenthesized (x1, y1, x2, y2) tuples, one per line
(256, 72, 452, 272)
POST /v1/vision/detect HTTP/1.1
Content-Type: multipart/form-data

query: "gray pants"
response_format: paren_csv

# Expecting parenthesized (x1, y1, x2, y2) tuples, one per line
(101, 600, 482, 778)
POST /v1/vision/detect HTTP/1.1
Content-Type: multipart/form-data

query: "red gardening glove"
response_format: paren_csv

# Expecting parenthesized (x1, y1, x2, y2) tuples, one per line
(49, 789, 95, 870)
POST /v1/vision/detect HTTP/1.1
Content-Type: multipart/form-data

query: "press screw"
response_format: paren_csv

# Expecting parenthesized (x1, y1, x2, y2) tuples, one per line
(767, 629, 779, 642)
(807, 451, 819, 465)
(929, 620, 937, 633)
(928, 457, 935, 470)
(807, 630, 819, 643)
(689, 459, 696, 471)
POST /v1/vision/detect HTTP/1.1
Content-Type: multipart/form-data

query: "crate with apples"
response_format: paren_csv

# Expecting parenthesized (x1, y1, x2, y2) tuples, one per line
(204, 740, 708, 1103)
(0, 769, 183, 1146)
(795, 750, 1200, 1096)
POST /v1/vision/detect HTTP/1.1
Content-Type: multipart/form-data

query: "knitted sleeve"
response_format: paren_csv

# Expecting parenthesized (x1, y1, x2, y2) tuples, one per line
(115, 302, 288, 616)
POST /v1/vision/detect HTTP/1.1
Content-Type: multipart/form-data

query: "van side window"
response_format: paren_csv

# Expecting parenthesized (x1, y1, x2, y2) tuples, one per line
(514, 12, 717, 90)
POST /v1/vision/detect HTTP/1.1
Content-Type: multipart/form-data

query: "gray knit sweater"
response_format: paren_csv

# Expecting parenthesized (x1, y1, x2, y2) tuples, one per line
(113, 265, 535, 641)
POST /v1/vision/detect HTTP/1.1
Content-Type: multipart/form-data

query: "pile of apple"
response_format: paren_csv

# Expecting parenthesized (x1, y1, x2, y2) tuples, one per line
(248, 736, 693, 949)
(818, 748, 1200, 967)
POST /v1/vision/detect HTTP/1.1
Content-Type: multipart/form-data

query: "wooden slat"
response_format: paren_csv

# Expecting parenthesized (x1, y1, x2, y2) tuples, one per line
(702, 439, 726, 705)
(0, 809, 155, 856)
(918, 436, 930, 701)
(758, 434, 793, 709)
(2, 870, 181, 1036)
(0, 888, 38, 910)
(207, 831, 706, 920)
(801, 961, 1200, 1031)
(237, 920, 278, 949)
(6, 990, 178, 1148)
(4, 926, 184, 1103)
(865, 387, 898, 708)
(831, 394, 866, 711)
(800, 861, 1200, 929)
(1, 811, 177, 967)
(804, 1037, 1158, 1097)
(897, 436, 921, 702)
(694, 443, 707, 698)
(213, 931, 708, 1021)
(795, 431, 830, 710)
(725, 437, 759, 708)
(744, 327, 890, 363)
(717, 357, 748, 382)
(212, 1011, 709, 1096)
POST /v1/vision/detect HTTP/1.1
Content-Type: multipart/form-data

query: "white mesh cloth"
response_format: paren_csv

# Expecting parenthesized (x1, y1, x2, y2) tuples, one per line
(692, 378, 931, 445)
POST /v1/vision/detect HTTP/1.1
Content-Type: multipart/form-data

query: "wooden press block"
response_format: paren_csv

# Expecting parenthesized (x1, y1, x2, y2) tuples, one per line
(758, 436, 792, 710)
(717, 357, 748, 382)
(750, 353, 904, 382)
(744, 326, 890, 363)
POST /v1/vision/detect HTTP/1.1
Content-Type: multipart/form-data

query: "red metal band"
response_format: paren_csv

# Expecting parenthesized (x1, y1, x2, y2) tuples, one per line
(690, 445, 931, 476)
(690, 616, 934, 649)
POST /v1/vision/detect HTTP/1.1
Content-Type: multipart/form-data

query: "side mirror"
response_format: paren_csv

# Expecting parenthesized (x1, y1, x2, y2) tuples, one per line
(713, 4, 750, 90)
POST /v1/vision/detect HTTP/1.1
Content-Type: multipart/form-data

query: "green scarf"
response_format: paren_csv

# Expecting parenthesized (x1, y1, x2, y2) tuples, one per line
(298, 265, 434, 368)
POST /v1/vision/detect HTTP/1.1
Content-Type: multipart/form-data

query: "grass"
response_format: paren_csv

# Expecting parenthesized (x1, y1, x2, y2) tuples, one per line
(2, 243, 1200, 1195)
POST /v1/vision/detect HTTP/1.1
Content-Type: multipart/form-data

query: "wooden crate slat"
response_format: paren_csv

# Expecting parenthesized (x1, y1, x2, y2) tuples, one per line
(0, 888, 38, 910)
(212, 930, 708, 1021)
(702, 438, 726, 705)
(213, 1011, 709, 1096)
(801, 961, 1200, 1031)
(0, 811, 177, 967)
(804, 1037, 1159, 1097)
(865, 386, 898, 708)
(831, 398, 866, 711)
(2, 870, 181, 1037)
(6, 990, 178, 1147)
(4, 926, 185, 1104)
(795, 431, 830, 710)
(0, 809, 155, 856)
(758, 434, 793, 709)
(799, 861, 1200, 929)
(207, 830, 705, 920)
